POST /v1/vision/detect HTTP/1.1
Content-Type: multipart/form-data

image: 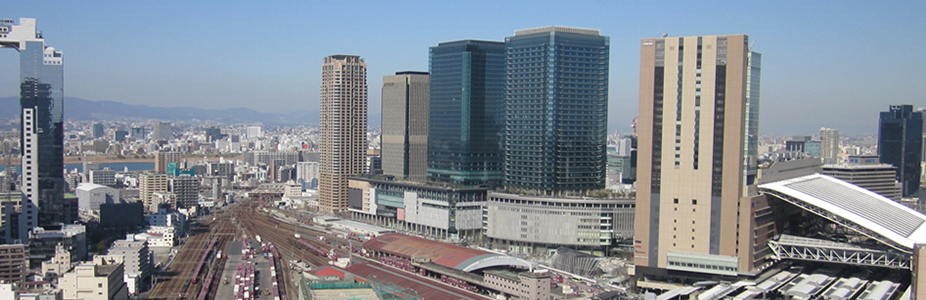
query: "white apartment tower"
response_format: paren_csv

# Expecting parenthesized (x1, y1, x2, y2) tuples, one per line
(820, 127, 840, 164)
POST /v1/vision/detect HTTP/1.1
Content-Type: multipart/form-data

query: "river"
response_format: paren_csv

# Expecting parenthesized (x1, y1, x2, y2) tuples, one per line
(0, 162, 155, 174)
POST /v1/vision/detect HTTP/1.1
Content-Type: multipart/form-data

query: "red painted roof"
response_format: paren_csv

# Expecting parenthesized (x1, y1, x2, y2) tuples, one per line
(311, 266, 346, 280)
(346, 262, 490, 300)
(363, 234, 488, 269)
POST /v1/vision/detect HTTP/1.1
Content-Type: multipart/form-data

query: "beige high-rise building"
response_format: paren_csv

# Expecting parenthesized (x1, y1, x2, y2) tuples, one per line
(381, 72, 429, 182)
(319, 55, 368, 213)
(154, 151, 181, 174)
(820, 127, 840, 164)
(635, 35, 764, 280)
(139, 173, 168, 212)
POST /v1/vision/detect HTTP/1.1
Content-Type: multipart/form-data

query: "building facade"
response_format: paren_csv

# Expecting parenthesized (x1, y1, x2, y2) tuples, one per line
(296, 161, 320, 189)
(823, 155, 903, 202)
(483, 192, 634, 256)
(75, 183, 119, 211)
(108, 237, 151, 294)
(381, 71, 429, 182)
(59, 256, 129, 300)
(92, 122, 104, 138)
(154, 151, 181, 174)
(427, 40, 506, 186)
(820, 128, 840, 164)
(2, 18, 67, 230)
(635, 35, 762, 277)
(152, 122, 172, 140)
(0, 244, 27, 284)
(878, 104, 923, 197)
(319, 55, 368, 212)
(348, 177, 487, 240)
(170, 175, 199, 209)
(139, 173, 168, 212)
(88, 168, 116, 187)
(503, 26, 610, 194)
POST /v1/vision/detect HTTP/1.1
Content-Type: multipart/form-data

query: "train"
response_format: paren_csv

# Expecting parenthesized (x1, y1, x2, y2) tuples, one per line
(191, 237, 219, 284)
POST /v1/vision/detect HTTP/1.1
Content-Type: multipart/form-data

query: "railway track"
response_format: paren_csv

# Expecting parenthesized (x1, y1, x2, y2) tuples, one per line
(148, 204, 238, 300)
(234, 200, 341, 299)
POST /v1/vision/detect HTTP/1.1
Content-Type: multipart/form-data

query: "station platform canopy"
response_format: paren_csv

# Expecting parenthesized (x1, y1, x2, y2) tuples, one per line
(758, 174, 926, 252)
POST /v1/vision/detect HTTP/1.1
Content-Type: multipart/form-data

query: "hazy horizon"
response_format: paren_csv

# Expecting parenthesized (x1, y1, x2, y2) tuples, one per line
(2, 1, 924, 135)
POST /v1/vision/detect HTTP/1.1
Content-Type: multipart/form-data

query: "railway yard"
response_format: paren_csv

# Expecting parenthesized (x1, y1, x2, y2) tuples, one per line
(146, 197, 604, 300)
(146, 199, 354, 300)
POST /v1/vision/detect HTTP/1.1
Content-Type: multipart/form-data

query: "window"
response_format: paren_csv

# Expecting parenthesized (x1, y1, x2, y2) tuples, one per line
(692, 199, 698, 205)
(673, 198, 679, 204)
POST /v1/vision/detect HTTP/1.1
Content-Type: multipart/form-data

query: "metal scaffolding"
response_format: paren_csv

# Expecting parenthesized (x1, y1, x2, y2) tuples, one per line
(768, 235, 911, 269)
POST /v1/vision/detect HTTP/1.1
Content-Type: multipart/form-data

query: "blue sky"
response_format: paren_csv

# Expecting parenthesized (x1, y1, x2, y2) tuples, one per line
(2, 1, 924, 135)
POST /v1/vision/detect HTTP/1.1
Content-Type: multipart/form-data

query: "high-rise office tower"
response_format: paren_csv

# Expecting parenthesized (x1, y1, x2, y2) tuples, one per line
(153, 122, 172, 140)
(503, 26, 609, 194)
(820, 127, 840, 164)
(92, 123, 104, 139)
(428, 40, 506, 186)
(2, 18, 67, 228)
(319, 55, 368, 213)
(382, 72, 429, 182)
(878, 104, 923, 197)
(635, 35, 761, 276)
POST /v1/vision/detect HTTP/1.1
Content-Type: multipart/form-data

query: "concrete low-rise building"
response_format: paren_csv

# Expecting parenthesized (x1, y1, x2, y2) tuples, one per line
(483, 192, 634, 256)
(147, 208, 185, 238)
(483, 269, 551, 300)
(107, 236, 152, 295)
(40, 243, 72, 279)
(75, 183, 119, 212)
(0, 244, 28, 284)
(59, 255, 128, 300)
(132, 232, 174, 248)
(28, 225, 86, 268)
(347, 177, 487, 240)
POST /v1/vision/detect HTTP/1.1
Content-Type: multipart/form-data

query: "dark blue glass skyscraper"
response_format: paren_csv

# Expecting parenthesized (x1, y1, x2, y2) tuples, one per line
(504, 27, 609, 193)
(427, 40, 506, 186)
(879, 104, 923, 197)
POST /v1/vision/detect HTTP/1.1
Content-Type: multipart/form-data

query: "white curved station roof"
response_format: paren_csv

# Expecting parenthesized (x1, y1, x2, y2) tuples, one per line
(758, 174, 926, 250)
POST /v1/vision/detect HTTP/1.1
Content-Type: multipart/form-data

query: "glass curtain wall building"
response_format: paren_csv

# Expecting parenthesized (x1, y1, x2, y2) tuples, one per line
(878, 104, 923, 197)
(427, 40, 506, 187)
(503, 26, 609, 194)
(1, 18, 67, 232)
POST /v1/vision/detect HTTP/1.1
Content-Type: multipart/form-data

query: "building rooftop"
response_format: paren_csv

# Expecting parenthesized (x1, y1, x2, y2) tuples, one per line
(514, 26, 600, 36)
(823, 163, 897, 170)
(759, 174, 926, 250)
(364, 234, 531, 272)
(345, 261, 491, 300)
(483, 269, 521, 282)
(76, 182, 112, 191)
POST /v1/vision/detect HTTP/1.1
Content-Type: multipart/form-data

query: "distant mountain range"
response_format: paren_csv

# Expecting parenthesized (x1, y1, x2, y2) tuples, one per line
(0, 96, 345, 127)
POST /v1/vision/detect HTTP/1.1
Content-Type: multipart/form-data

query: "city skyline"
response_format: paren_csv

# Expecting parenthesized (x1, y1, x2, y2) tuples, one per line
(2, 1, 923, 135)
